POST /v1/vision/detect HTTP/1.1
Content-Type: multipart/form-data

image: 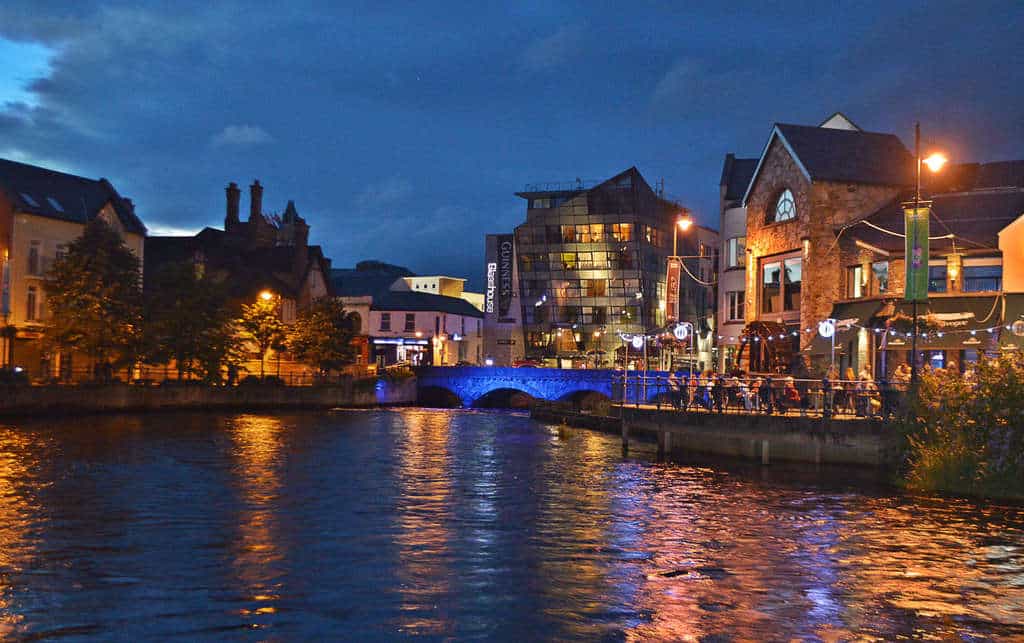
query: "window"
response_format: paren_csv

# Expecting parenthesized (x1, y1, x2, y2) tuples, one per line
(545, 225, 561, 244)
(560, 253, 576, 270)
(530, 198, 551, 209)
(847, 265, 864, 298)
(963, 265, 1001, 292)
(46, 197, 65, 213)
(404, 313, 415, 332)
(28, 241, 41, 275)
(772, 189, 796, 223)
(26, 286, 37, 321)
(761, 262, 781, 313)
(727, 291, 744, 321)
(725, 237, 745, 268)
(783, 257, 801, 310)
(380, 312, 391, 331)
(583, 279, 606, 297)
(928, 265, 947, 293)
(872, 261, 889, 294)
(55, 244, 67, 263)
(644, 225, 662, 247)
(19, 192, 40, 207)
(561, 225, 575, 243)
(610, 223, 632, 242)
(477, 319, 482, 337)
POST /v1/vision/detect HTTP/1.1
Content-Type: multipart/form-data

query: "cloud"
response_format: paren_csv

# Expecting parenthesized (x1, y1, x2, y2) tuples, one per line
(146, 223, 203, 236)
(520, 23, 585, 72)
(353, 176, 413, 212)
(210, 124, 273, 147)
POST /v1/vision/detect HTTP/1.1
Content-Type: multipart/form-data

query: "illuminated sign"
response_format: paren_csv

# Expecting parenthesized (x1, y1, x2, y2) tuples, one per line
(818, 319, 836, 339)
(485, 262, 497, 314)
(631, 335, 644, 349)
(673, 323, 689, 341)
(497, 235, 514, 317)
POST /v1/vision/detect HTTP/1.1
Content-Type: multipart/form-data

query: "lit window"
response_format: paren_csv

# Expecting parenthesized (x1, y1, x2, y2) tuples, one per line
(872, 261, 888, 294)
(847, 266, 864, 298)
(772, 189, 796, 223)
(725, 237, 745, 268)
(727, 291, 744, 321)
(761, 262, 781, 313)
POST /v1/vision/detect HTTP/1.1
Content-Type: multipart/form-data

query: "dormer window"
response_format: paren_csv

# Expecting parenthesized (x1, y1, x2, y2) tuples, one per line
(771, 189, 796, 223)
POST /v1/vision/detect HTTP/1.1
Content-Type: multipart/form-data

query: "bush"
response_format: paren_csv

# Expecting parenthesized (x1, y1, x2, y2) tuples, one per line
(902, 353, 1024, 499)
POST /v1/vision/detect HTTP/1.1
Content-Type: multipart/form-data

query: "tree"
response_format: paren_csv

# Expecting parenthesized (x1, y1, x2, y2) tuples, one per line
(44, 218, 143, 380)
(287, 298, 361, 374)
(143, 261, 240, 382)
(238, 294, 286, 378)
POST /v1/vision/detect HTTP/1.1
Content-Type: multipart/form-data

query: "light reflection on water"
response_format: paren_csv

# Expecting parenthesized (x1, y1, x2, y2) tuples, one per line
(0, 408, 1020, 640)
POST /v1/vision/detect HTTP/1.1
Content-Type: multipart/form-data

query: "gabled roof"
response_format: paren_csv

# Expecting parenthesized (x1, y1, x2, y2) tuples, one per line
(847, 188, 1024, 254)
(330, 264, 413, 297)
(0, 157, 146, 235)
(719, 155, 758, 202)
(743, 124, 913, 204)
(371, 291, 483, 318)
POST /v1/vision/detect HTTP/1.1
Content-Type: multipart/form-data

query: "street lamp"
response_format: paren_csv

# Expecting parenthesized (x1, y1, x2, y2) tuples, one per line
(909, 123, 947, 384)
(673, 212, 694, 257)
(259, 290, 274, 302)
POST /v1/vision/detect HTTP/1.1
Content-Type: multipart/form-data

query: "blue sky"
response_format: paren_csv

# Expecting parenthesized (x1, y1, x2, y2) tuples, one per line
(1, 1, 1022, 289)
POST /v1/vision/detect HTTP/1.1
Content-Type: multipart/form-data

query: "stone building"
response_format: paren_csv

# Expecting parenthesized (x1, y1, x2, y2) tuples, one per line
(0, 158, 146, 380)
(738, 114, 1024, 376)
(145, 181, 333, 378)
(739, 116, 914, 374)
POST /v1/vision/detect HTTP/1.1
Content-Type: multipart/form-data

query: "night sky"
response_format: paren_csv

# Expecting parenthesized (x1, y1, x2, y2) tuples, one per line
(1, 2, 1022, 290)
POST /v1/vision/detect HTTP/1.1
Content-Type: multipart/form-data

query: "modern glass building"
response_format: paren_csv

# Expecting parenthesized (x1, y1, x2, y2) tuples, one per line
(512, 167, 703, 363)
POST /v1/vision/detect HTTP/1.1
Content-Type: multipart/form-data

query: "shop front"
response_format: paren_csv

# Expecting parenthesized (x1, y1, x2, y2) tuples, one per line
(371, 337, 432, 367)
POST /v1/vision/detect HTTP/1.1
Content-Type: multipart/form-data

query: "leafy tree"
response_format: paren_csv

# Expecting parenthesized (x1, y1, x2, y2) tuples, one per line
(287, 298, 361, 374)
(44, 218, 143, 380)
(238, 294, 287, 378)
(143, 261, 240, 382)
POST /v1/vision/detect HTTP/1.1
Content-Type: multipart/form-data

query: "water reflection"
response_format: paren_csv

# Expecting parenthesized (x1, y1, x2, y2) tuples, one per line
(227, 414, 287, 628)
(392, 410, 455, 637)
(0, 410, 1018, 640)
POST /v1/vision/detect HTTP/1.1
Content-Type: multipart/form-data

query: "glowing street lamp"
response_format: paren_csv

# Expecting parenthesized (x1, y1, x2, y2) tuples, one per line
(908, 123, 947, 384)
(259, 290, 274, 302)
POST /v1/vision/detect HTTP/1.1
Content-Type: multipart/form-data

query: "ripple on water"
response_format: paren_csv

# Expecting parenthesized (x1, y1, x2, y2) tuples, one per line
(0, 409, 1019, 640)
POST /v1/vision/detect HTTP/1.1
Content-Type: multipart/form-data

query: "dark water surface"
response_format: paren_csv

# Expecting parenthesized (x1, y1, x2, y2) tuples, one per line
(0, 409, 1022, 641)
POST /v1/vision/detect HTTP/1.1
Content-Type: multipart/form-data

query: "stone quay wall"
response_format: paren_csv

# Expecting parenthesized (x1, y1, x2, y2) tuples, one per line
(0, 377, 417, 417)
(532, 402, 901, 469)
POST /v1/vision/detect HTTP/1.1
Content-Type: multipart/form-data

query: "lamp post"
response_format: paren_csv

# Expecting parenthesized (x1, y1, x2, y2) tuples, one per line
(909, 122, 948, 384)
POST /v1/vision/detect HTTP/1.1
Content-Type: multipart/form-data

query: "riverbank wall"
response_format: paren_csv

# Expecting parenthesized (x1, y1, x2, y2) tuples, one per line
(0, 377, 417, 417)
(532, 402, 902, 469)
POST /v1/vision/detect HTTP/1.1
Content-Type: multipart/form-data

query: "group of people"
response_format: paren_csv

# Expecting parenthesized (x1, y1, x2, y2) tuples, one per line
(661, 368, 887, 417)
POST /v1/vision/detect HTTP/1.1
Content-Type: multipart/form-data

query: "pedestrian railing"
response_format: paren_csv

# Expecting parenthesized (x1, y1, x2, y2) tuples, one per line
(610, 372, 910, 420)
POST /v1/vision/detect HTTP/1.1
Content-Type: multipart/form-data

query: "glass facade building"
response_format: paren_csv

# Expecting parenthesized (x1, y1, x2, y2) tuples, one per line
(513, 168, 698, 362)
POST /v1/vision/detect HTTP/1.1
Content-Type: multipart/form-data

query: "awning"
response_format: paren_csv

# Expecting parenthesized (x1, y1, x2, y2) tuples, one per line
(1000, 294, 1024, 351)
(829, 299, 886, 328)
(876, 294, 1004, 351)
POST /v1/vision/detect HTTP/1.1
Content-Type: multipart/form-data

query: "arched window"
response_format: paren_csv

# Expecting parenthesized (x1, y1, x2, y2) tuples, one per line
(772, 189, 796, 223)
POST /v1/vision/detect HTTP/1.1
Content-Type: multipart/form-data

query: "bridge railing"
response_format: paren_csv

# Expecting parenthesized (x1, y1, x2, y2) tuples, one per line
(611, 372, 910, 420)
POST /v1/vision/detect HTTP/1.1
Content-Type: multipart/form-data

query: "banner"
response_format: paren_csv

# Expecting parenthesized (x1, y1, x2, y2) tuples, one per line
(904, 205, 930, 302)
(496, 234, 514, 318)
(665, 257, 681, 322)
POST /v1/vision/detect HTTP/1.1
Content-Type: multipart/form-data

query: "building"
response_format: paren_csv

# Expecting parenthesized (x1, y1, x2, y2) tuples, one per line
(331, 261, 483, 367)
(737, 112, 1024, 376)
(482, 232, 525, 366)
(0, 158, 146, 379)
(717, 154, 758, 372)
(506, 167, 704, 367)
(145, 180, 334, 376)
(393, 275, 484, 311)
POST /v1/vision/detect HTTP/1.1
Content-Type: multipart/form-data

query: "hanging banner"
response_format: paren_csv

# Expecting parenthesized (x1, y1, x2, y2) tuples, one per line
(904, 205, 930, 302)
(496, 234, 514, 318)
(665, 257, 681, 322)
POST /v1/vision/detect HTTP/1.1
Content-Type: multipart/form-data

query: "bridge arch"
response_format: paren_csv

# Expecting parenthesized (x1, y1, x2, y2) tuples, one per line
(416, 385, 463, 408)
(473, 388, 535, 409)
(415, 366, 615, 408)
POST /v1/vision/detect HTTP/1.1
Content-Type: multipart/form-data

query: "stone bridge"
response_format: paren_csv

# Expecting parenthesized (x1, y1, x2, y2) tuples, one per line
(415, 366, 615, 406)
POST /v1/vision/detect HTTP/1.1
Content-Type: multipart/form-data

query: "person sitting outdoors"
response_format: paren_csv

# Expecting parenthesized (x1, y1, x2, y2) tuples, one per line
(779, 376, 802, 414)
(667, 371, 682, 410)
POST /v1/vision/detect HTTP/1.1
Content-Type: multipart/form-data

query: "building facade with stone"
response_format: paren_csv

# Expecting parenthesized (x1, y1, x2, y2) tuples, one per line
(737, 113, 1024, 376)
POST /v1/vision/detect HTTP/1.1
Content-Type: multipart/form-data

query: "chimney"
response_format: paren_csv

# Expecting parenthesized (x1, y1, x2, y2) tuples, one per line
(225, 182, 240, 227)
(249, 180, 263, 222)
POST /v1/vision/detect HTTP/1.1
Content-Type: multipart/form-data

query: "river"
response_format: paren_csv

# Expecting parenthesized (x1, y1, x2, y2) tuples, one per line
(0, 409, 1021, 640)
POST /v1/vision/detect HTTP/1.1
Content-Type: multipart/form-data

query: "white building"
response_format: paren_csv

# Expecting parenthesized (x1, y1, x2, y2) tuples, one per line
(717, 154, 757, 372)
